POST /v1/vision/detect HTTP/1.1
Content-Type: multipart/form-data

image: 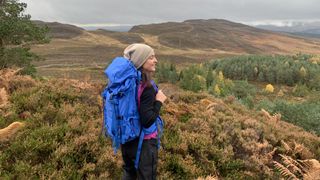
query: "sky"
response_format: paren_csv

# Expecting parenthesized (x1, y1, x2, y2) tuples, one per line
(23, 0, 320, 27)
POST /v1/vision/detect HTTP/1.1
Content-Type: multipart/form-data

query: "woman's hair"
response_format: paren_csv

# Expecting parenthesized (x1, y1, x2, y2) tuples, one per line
(139, 68, 153, 88)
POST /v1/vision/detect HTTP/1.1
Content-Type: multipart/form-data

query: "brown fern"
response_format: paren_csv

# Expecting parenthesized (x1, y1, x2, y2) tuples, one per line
(293, 141, 304, 154)
(261, 108, 272, 119)
(279, 154, 303, 175)
(273, 161, 298, 179)
(196, 175, 219, 180)
(0, 87, 9, 108)
(281, 140, 292, 154)
(0, 122, 25, 142)
(274, 154, 320, 180)
(261, 109, 281, 123)
(299, 159, 320, 180)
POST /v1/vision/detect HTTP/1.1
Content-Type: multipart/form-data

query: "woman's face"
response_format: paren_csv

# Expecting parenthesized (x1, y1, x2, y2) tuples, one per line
(142, 55, 158, 72)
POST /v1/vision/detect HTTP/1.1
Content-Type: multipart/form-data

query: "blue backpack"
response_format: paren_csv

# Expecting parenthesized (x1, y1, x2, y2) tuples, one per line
(102, 57, 163, 169)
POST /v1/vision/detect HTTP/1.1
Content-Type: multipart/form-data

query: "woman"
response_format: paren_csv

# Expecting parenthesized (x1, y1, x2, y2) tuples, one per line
(121, 43, 167, 180)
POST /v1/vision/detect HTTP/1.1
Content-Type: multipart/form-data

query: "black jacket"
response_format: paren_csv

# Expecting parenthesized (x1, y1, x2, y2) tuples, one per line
(139, 86, 162, 128)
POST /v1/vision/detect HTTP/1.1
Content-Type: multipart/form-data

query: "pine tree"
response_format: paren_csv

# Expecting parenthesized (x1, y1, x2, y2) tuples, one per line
(218, 71, 224, 82)
(0, 0, 49, 74)
(299, 66, 307, 83)
(205, 70, 214, 88)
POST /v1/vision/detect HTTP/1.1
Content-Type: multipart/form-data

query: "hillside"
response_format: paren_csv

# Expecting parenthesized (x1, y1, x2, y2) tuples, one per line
(30, 19, 320, 80)
(256, 21, 320, 39)
(130, 19, 320, 54)
(90, 29, 145, 44)
(0, 69, 319, 179)
(33, 21, 85, 39)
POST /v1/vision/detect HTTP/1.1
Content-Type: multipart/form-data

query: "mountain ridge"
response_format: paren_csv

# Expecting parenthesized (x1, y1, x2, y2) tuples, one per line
(255, 21, 320, 39)
(30, 19, 320, 79)
(129, 19, 320, 54)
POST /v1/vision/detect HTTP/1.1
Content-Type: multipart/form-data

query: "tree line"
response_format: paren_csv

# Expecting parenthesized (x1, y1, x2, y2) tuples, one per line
(208, 54, 320, 90)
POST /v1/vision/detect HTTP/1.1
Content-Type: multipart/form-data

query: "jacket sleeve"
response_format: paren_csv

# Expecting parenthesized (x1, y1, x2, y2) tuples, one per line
(139, 86, 162, 128)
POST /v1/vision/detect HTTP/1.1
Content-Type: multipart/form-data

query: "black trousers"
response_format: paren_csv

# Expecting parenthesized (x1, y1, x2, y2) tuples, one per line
(121, 138, 158, 180)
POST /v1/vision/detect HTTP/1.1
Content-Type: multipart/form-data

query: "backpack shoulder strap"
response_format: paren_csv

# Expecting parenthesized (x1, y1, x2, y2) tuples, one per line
(135, 80, 162, 169)
(137, 83, 146, 109)
(150, 80, 158, 92)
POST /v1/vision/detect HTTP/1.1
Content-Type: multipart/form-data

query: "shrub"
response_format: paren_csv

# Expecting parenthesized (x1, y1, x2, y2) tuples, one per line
(214, 84, 221, 96)
(155, 62, 178, 83)
(257, 99, 320, 135)
(239, 95, 255, 109)
(255, 99, 275, 112)
(178, 64, 209, 92)
(265, 84, 274, 93)
(231, 80, 256, 99)
(292, 84, 310, 97)
(273, 100, 320, 135)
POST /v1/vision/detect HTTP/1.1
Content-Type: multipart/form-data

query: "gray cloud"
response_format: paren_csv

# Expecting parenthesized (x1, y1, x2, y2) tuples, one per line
(23, 0, 320, 25)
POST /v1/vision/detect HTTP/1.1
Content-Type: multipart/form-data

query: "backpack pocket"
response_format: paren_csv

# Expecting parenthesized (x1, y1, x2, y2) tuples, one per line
(130, 117, 141, 138)
(104, 96, 118, 138)
(120, 117, 141, 143)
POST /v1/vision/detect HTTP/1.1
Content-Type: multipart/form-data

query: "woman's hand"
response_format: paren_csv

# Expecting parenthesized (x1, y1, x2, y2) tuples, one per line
(156, 90, 167, 104)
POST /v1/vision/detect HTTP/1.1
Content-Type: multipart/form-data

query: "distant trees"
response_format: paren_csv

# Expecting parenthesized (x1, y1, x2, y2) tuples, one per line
(155, 62, 178, 83)
(209, 54, 320, 90)
(154, 55, 320, 136)
(179, 64, 206, 92)
(0, 0, 48, 74)
(155, 54, 320, 94)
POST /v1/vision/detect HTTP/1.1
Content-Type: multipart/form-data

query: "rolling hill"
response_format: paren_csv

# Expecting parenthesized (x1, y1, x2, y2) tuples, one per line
(255, 21, 320, 39)
(33, 21, 85, 39)
(30, 19, 320, 80)
(130, 19, 320, 54)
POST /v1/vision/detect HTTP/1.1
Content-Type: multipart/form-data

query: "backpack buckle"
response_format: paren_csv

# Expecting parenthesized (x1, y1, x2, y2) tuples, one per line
(109, 94, 114, 100)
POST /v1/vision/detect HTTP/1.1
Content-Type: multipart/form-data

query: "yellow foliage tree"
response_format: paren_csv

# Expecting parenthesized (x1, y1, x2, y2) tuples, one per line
(277, 89, 284, 97)
(214, 84, 221, 96)
(299, 66, 307, 78)
(254, 67, 258, 76)
(309, 55, 320, 64)
(196, 75, 207, 90)
(284, 61, 290, 67)
(265, 84, 274, 93)
(218, 71, 224, 81)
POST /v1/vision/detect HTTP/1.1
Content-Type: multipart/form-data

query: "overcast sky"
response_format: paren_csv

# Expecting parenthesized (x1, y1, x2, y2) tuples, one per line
(23, 0, 320, 27)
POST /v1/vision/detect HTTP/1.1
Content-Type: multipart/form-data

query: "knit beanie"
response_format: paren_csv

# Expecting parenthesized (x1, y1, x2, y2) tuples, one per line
(123, 43, 155, 69)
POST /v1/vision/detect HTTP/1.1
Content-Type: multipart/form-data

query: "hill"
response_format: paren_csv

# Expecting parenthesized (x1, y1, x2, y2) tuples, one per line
(90, 29, 144, 44)
(0, 69, 319, 179)
(255, 21, 320, 39)
(30, 19, 320, 80)
(33, 21, 85, 39)
(130, 19, 320, 54)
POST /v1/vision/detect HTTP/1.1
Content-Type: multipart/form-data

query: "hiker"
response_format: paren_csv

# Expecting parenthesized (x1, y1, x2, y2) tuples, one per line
(121, 44, 166, 179)
(122, 44, 167, 180)
(102, 43, 167, 180)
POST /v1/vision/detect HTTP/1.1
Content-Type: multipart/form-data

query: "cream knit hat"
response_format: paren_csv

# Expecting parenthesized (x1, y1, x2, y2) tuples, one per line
(123, 43, 155, 69)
